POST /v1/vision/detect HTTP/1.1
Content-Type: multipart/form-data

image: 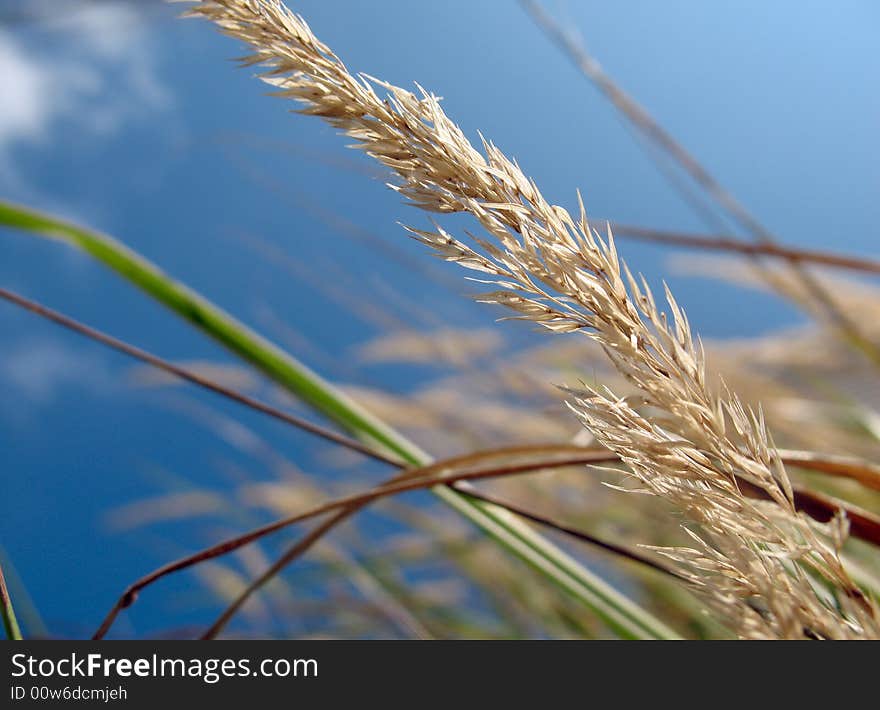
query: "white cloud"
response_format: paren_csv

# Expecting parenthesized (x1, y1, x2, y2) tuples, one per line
(0, 35, 55, 146)
(0, 1, 171, 174)
(0, 337, 116, 429)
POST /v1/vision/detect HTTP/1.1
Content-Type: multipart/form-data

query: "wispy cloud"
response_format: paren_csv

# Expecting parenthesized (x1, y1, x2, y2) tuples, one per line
(0, 0, 171, 185)
(0, 338, 112, 403)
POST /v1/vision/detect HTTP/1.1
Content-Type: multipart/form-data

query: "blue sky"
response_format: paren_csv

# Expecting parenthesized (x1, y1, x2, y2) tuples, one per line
(0, 0, 877, 637)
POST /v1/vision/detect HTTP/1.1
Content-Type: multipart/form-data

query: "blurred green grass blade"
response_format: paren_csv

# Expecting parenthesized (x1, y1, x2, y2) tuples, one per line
(0, 201, 415, 463)
(0, 556, 22, 640)
(0, 199, 680, 640)
(0, 545, 45, 639)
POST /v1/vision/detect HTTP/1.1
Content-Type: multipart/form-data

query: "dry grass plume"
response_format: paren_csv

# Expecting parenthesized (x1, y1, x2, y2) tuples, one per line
(188, 0, 879, 639)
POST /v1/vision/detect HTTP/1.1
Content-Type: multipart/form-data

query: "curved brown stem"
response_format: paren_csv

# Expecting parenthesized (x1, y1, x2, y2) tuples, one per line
(93, 449, 619, 639)
(7, 284, 876, 635)
(94, 442, 880, 639)
(0, 287, 402, 467)
(604, 222, 880, 277)
(521, 0, 880, 366)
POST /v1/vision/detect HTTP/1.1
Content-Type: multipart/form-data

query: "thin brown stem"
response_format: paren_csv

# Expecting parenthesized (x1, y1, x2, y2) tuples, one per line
(94, 449, 617, 639)
(0, 287, 402, 467)
(93, 438, 880, 639)
(776, 450, 880, 492)
(199, 508, 357, 638)
(202, 481, 686, 639)
(198, 446, 880, 639)
(453, 486, 683, 580)
(521, 0, 880, 366)
(9, 284, 875, 634)
(604, 222, 880, 277)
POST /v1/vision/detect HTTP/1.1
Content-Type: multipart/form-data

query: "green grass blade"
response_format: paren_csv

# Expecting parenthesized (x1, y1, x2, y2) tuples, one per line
(0, 199, 680, 640)
(0, 545, 45, 639)
(0, 555, 23, 640)
(0, 201, 415, 463)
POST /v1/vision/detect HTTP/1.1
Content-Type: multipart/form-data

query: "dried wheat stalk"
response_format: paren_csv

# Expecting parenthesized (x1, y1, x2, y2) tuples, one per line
(187, 0, 879, 638)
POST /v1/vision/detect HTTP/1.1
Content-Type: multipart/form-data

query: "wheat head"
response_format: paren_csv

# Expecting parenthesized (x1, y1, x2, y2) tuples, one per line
(187, 0, 879, 639)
